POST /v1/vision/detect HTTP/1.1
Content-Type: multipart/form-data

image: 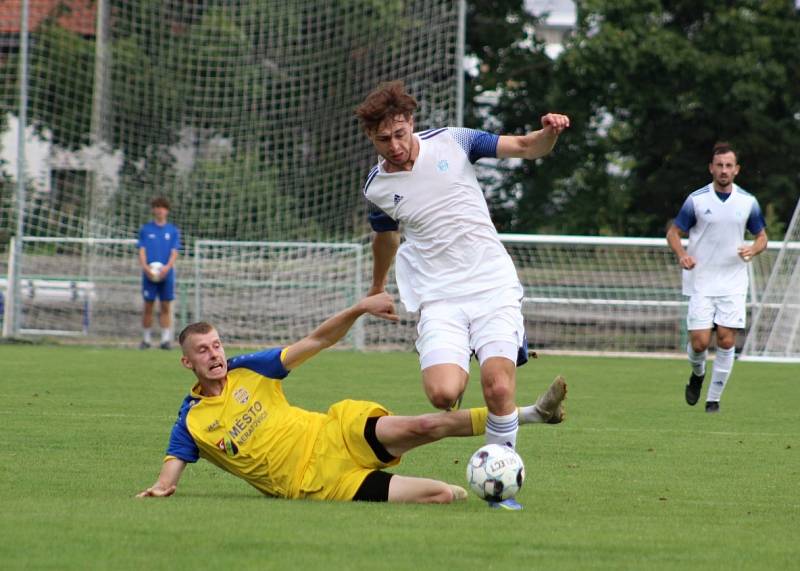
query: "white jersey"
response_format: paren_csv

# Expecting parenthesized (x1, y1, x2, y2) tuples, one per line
(674, 183, 765, 296)
(363, 127, 520, 312)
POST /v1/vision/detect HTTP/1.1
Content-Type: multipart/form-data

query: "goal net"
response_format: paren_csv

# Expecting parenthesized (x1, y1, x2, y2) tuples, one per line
(194, 240, 365, 348)
(501, 234, 780, 356)
(0, 0, 462, 338)
(3, 233, 789, 353)
(740, 199, 800, 362)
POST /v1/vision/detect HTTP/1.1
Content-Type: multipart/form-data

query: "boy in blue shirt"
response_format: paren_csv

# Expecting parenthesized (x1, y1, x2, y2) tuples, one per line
(138, 197, 181, 349)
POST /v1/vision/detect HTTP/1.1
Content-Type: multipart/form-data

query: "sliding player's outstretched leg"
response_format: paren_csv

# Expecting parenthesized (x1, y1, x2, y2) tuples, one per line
(518, 375, 568, 425)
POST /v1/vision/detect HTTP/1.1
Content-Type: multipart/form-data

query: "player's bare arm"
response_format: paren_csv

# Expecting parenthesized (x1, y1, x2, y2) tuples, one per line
(369, 230, 400, 295)
(138, 247, 150, 273)
(737, 229, 768, 261)
(496, 113, 570, 160)
(161, 249, 179, 279)
(282, 293, 399, 370)
(137, 457, 186, 498)
(667, 224, 696, 270)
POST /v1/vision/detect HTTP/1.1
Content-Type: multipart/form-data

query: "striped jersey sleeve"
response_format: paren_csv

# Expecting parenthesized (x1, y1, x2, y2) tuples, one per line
(447, 127, 499, 163)
(674, 197, 696, 232)
(747, 199, 766, 235)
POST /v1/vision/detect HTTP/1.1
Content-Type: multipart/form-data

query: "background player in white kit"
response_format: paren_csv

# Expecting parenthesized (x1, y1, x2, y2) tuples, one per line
(667, 142, 767, 413)
(355, 81, 569, 509)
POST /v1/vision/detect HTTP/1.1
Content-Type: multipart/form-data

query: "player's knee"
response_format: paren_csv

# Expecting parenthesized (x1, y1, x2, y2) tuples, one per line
(425, 386, 462, 410)
(482, 373, 514, 404)
(690, 339, 708, 353)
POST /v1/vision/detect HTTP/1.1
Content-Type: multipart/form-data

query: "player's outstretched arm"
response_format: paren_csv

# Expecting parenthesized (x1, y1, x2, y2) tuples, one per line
(667, 224, 696, 270)
(282, 293, 399, 370)
(496, 113, 570, 160)
(369, 231, 400, 295)
(136, 458, 186, 498)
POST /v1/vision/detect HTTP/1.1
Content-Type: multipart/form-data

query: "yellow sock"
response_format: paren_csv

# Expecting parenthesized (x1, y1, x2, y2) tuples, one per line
(469, 407, 488, 435)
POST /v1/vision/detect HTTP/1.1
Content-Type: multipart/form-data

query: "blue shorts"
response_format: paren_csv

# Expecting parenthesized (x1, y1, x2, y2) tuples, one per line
(142, 271, 175, 302)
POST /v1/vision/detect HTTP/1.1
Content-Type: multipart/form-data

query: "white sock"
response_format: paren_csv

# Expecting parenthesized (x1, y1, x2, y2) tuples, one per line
(161, 328, 172, 343)
(687, 342, 707, 376)
(706, 346, 735, 402)
(518, 405, 544, 424)
(486, 410, 519, 448)
(143, 328, 152, 343)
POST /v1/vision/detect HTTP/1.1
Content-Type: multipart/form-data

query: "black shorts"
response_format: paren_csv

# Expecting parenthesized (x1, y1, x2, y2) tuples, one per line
(352, 416, 397, 502)
(352, 470, 394, 502)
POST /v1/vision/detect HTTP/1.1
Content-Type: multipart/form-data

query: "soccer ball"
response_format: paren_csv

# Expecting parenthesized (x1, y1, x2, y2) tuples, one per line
(148, 261, 164, 282)
(466, 444, 525, 502)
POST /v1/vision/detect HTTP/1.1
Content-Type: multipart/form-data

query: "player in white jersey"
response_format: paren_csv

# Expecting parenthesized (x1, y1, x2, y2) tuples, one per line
(355, 81, 569, 509)
(667, 142, 767, 413)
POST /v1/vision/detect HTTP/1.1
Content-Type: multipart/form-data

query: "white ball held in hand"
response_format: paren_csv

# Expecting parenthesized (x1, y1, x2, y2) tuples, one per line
(148, 261, 164, 282)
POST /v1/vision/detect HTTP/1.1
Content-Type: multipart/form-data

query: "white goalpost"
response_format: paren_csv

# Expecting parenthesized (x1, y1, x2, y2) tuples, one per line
(1, 233, 796, 355)
(2, 236, 139, 338)
(740, 198, 800, 363)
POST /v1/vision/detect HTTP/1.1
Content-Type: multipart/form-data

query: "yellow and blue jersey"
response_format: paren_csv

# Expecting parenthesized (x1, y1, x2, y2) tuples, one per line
(165, 347, 330, 498)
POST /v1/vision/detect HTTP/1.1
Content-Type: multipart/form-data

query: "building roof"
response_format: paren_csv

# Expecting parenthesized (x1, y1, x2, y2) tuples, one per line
(0, 0, 96, 36)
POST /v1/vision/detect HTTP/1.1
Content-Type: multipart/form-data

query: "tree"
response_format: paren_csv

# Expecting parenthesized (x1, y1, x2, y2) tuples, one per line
(466, 0, 800, 237)
(553, 0, 800, 236)
(464, 0, 556, 232)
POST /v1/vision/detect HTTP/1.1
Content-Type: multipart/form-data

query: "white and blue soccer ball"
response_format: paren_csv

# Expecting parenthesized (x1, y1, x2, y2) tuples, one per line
(466, 444, 525, 502)
(148, 261, 164, 282)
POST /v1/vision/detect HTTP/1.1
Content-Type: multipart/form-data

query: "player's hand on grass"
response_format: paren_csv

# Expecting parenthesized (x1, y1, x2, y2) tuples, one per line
(679, 255, 696, 270)
(361, 292, 399, 322)
(136, 484, 176, 498)
(541, 113, 570, 134)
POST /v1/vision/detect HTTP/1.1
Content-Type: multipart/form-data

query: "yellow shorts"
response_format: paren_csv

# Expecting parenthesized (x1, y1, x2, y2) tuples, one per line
(297, 399, 401, 501)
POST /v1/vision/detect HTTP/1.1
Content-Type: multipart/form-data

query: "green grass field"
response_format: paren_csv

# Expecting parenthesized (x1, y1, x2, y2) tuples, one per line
(1, 344, 798, 570)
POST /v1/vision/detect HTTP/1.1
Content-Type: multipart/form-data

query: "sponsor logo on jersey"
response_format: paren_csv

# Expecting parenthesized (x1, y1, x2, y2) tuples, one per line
(233, 387, 250, 404)
(227, 401, 267, 446)
(704, 209, 712, 215)
(393, 194, 404, 205)
(437, 159, 449, 172)
(216, 436, 239, 457)
(148, 233, 156, 239)
(206, 419, 220, 432)
(165, 232, 171, 240)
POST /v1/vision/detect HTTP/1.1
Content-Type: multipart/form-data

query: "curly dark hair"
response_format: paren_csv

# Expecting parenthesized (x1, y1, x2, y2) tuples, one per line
(354, 80, 418, 133)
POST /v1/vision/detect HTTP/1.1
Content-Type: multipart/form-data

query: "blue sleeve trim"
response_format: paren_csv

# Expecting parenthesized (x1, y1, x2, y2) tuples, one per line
(137, 225, 145, 249)
(228, 347, 290, 380)
(674, 197, 696, 232)
(747, 200, 766, 235)
(362, 166, 379, 196)
(447, 128, 499, 163)
(419, 127, 447, 140)
(368, 202, 399, 232)
(165, 395, 200, 463)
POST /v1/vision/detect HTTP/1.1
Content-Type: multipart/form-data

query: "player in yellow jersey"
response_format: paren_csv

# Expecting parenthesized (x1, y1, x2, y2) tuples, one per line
(137, 293, 566, 504)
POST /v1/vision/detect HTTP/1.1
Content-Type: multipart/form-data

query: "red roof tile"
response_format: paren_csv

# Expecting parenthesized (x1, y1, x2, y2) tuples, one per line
(0, 0, 96, 36)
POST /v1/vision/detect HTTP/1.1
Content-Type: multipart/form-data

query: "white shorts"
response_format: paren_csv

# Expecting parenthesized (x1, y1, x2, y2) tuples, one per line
(686, 294, 747, 331)
(416, 284, 526, 372)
